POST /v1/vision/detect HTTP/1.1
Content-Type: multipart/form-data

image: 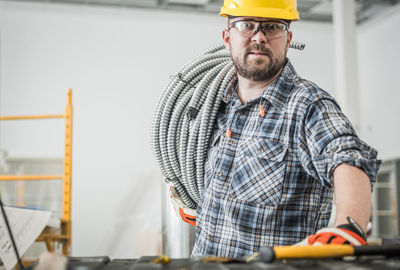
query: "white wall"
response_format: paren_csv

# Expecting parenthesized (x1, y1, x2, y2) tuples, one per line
(2, 0, 391, 259)
(357, 6, 400, 161)
(288, 22, 335, 94)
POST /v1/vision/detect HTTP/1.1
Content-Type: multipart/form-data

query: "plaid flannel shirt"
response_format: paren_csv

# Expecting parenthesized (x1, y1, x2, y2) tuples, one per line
(191, 59, 381, 258)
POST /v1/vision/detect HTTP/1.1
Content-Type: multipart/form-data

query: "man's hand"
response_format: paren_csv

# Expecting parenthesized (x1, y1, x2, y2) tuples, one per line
(296, 217, 367, 246)
(170, 186, 196, 226)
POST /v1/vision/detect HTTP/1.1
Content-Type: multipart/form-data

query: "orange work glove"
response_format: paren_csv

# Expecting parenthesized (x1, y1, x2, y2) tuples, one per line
(169, 186, 196, 226)
(296, 217, 367, 246)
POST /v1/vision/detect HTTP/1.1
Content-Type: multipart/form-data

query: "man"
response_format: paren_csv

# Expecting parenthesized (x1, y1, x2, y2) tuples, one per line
(191, 0, 381, 257)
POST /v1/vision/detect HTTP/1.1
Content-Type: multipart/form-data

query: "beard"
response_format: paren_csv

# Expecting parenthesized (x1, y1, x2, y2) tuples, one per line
(232, 43, 287, 81)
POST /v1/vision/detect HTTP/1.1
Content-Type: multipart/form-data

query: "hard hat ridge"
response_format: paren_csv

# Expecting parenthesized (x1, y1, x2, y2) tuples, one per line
(220, 0, 300, 21)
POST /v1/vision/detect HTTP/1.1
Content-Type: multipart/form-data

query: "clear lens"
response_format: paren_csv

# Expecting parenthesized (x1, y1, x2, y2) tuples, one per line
(233, 21, 256, 32)
(261, 23, 286, 37)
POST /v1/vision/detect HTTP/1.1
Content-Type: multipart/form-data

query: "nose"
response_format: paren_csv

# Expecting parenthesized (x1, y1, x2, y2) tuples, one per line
(251, 24, 267, 43)
(253, 24, 267, 36)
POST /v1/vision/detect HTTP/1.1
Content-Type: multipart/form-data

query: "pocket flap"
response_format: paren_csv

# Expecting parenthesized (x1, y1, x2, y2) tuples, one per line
(239, 138, 287, 161)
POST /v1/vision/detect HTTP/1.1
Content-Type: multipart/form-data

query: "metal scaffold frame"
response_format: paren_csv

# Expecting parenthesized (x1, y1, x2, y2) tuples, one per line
(0, 89, 73, 257)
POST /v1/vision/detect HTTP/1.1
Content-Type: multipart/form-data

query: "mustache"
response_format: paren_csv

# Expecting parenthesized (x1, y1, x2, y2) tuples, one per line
(246, 44, 272, 58)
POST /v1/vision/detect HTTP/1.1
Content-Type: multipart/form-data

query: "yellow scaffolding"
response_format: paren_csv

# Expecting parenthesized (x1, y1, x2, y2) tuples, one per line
(0, 89, 73, 256)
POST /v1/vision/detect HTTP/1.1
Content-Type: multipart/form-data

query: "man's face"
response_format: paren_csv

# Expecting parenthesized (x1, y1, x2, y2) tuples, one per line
(222, 16, 292, 82)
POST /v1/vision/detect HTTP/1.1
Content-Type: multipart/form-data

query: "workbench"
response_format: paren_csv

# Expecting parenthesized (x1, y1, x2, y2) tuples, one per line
(61, 255, 400, 270)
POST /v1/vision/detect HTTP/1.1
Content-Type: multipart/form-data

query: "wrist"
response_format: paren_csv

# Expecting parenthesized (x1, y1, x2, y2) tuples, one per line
(336, 217, 367, 242)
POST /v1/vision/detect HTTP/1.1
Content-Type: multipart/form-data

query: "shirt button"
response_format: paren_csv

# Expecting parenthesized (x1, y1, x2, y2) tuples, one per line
(258, 148, 264, 154)
(217, 172, 222, 177)
(212, 203, 217, 208)
(228, 139, 233, 145)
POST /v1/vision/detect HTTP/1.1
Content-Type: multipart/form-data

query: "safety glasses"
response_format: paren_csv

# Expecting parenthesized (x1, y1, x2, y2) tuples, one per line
(229, 19, 289, 39)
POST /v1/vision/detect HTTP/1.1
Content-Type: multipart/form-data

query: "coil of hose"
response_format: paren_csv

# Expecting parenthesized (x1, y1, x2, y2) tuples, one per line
(151, 42, 305, 210)
(151, 44, 234, 209)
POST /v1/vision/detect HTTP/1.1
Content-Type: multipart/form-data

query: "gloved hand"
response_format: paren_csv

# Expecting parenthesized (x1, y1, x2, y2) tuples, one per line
(169, 186, 196, 226)
(296, 217, 367, 246)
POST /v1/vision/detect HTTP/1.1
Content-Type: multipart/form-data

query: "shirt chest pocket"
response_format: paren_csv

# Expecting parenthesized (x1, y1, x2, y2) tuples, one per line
(230, 138, 288, 206)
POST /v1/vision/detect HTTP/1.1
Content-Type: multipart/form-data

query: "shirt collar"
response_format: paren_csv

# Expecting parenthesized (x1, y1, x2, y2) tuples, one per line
(221, 59, 297, 108)
(221, 77, 237, 104)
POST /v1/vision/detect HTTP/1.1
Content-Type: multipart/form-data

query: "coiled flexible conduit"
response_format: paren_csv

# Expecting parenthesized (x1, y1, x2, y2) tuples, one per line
(151, 42, 304, 210)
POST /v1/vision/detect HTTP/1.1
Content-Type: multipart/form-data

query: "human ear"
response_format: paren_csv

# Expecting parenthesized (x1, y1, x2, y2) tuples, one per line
(222, 29, 231, 51)
(286, 31, 293, 52)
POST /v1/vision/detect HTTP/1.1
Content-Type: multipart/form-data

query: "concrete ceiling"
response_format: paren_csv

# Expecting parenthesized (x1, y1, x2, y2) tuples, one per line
(2, 0, 400, 24)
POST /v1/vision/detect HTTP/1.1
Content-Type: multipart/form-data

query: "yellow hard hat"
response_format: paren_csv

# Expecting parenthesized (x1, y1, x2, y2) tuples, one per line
(219, 0, 300, 21)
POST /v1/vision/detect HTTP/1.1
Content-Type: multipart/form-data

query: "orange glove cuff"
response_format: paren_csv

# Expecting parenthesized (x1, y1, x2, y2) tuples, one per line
(308, 228, 366, 246)
(179, 208, 196, 226)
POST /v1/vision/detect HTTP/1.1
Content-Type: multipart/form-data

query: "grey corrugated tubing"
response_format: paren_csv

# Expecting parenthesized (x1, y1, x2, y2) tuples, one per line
(151, 42, 305, 209)
(151, 43, 233, 209)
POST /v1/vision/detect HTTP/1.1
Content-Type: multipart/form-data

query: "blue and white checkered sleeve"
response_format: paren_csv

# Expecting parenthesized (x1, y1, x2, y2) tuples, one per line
(297, 98, 381, 187)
